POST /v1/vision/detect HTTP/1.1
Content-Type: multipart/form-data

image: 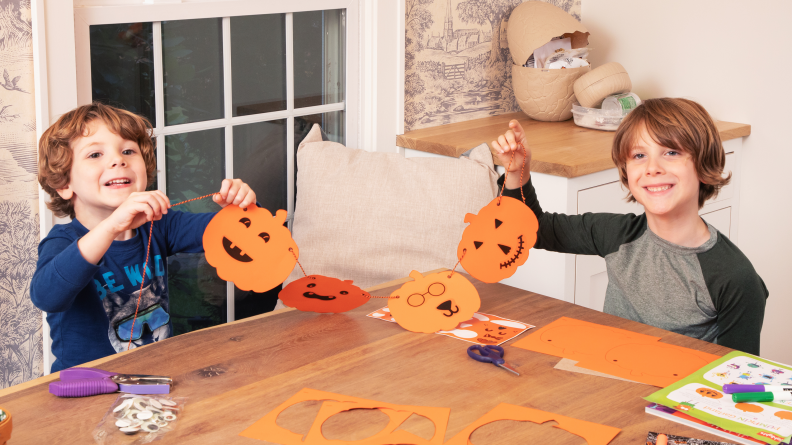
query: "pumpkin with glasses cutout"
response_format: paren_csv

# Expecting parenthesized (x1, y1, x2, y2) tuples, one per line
(388, 270, 480, 333)
(279, 275, 371, 313)
(457, 196, 538, 283)
(203, 205, 298, 292)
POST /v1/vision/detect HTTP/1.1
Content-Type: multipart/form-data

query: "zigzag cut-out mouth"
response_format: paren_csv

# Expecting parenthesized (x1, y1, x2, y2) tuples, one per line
(499, 235, 525, 269)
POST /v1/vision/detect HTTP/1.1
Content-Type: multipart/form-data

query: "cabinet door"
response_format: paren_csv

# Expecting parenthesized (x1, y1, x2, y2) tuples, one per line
(701, 207, 731, 238)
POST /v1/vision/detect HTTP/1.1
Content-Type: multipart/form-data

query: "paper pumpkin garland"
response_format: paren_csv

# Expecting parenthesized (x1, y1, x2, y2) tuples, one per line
(457, 196, 539, 283)
(203, 205, 298, 292)
(279, 275, 371, 313)
(388, 270, 481, 333)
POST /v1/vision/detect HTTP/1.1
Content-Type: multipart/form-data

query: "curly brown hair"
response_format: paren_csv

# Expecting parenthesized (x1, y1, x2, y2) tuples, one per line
(38, 103, 157, 219)
(612, 98, 731, 209)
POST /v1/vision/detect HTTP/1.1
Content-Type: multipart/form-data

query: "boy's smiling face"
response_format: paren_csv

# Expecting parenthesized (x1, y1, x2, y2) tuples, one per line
(57, 119, 148, 221)
(625, 124, 701, 218)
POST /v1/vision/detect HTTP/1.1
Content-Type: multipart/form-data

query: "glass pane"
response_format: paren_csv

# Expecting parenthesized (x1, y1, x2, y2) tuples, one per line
(293, 10, 345, 108)
(233, 120, 287, 213)
(231, 119, 287, 320)
(231, 14, 286, 117)
(165, 128, 226, 335)
(90, 23, 156, 125)
(162, 18, 224, 125)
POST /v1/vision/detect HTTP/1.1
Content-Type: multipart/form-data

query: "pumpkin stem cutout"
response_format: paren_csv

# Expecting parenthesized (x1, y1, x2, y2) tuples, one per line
(203, 205, 298, 292)
(388, 270, 481, 333)
(279, 275, 372, 313)
(457, 196, 538, 283)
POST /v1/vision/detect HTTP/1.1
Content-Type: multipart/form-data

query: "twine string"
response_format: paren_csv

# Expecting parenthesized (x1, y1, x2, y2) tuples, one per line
(497, 143, 528, 205)
(127, 192, 220, 351)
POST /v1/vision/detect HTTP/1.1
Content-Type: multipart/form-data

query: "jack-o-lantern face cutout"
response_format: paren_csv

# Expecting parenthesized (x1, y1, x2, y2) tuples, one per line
(388, 270, 481, 333)
(695, 387, 723, 399)
(279, 275, 371, 313)
(203, 205, 298, 292)
(458, 196, 538, 283)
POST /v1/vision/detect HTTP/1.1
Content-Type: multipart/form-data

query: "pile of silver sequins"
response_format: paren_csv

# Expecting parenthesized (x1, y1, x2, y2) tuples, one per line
(112, 395, 178, 435)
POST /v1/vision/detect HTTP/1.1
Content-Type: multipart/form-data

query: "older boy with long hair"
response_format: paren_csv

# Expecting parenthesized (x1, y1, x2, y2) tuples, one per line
(492, 98, 767, 354)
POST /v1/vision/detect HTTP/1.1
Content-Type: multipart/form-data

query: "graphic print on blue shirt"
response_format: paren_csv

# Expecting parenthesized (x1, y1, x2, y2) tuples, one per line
(103, 275, 170, 352)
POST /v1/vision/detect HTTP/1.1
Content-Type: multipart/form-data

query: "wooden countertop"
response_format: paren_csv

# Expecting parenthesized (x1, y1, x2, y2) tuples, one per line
(396, 112, 751, 178)
(0, 273, 733, 444)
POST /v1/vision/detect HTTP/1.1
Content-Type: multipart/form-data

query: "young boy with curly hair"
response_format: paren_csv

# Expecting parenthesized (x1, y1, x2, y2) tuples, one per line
(492, 98, 767, 354)
(32, 103, 256, 371)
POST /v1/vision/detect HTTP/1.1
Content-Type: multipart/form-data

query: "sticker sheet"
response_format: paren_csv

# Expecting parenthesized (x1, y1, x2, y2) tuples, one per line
(646, 351, 792, 445)
(366, 308, 534, 346)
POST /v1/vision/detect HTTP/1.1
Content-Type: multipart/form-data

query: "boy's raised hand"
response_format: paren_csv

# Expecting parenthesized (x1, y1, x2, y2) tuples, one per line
(491, 119, 532, 189)
(214, 178, 256, 209)
(106, 190, 171, 234)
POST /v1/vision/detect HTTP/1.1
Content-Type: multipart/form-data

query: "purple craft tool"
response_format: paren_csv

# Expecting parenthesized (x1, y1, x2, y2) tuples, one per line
(723, 383, 792, 394)
(49, 367, 172, 398)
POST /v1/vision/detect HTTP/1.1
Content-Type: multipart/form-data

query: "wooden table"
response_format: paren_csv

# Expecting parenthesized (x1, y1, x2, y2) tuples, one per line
(396, 112, 751, 177)
(0, 273, 732, 444)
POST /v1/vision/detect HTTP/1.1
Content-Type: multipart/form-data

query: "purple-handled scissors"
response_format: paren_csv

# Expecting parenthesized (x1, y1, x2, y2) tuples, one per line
(467, 345, 520, 376)
(49, 367, 172, 398)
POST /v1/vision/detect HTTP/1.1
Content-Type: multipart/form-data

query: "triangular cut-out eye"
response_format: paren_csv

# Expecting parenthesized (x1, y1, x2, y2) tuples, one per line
(239, 217, 251, 228)
(474, 241, 483, 249)
(498, 244, 511, 255)
(495, 219, 503, 229)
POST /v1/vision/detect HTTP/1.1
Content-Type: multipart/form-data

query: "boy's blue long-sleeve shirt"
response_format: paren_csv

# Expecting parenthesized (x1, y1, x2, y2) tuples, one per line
(31, 210, 215, 372)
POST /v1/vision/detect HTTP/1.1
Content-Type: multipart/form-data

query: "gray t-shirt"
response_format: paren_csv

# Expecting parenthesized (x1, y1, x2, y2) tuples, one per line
(503, 177, 768, 354)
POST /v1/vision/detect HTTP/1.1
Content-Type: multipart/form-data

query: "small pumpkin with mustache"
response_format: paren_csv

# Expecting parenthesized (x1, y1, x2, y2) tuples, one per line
(388, 270, 480, 333)
(458, 196, 539, 283)
(279, 275, 371, 313)
(203, 205, 298, 292)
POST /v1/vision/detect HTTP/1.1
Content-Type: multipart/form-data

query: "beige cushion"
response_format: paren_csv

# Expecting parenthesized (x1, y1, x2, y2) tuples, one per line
(285, 124, 499, 289)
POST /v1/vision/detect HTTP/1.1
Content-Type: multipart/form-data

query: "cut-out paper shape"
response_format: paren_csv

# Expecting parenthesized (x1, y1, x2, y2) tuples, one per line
(444, 403, 621, 445)
(203, 205, 298, 292)
(279, 275, 371, 313)
(457, 196, 539, 283)
(388, 271, 481, 334)
(511, 317, 719, 387)
(303, 400, 448, 445)
(239, 388, 450, 445)
(365, 308, 533, 345)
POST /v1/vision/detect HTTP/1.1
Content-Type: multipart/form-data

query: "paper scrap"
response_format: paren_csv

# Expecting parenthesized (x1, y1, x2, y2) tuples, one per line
(366, 308, 534, 346)
(444, 402, 620, 445)
(511, 317, 720, 387)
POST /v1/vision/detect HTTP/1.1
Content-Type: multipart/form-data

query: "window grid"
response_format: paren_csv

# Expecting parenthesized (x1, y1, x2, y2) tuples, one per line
(142, 12, 345, 323)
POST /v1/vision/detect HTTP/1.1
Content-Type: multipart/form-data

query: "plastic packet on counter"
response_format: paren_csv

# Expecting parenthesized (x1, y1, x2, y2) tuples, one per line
(544, 47, 591, 68)
(92, 394, 186, 444)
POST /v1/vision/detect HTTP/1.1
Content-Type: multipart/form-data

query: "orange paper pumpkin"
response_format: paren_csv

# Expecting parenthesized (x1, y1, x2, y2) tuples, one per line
(279, 275, 371, 313)
(203, 205, 297, 292)
(388, 270, 481, 333)
(457, 196, 538, 283)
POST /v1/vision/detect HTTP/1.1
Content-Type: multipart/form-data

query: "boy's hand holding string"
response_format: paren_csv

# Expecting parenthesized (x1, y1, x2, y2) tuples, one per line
(491, 119, 532, 190)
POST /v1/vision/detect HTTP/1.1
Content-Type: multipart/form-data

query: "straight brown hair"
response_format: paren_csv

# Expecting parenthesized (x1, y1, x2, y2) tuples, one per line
(38, 103, 157, 218)
(612, 98, 731, 208)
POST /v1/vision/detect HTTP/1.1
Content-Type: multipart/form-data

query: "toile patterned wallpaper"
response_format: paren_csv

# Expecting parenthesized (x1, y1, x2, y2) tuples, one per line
(404, 0, 581, 132)
(0, 0, 42, 389)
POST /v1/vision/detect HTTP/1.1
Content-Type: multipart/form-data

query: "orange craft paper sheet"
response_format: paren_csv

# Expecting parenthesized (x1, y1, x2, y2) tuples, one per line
(444, 403, 621, 445)
(203, 205, 298, 292)
(511, 317, 720, 387)
(304, 400, 449, 445)
(279, 275, 371, 313)
(457, 196, 539, 284)
(387, 271, 481, 334)
(366, 308, 534, 346)
(239, 388, 450, 445)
